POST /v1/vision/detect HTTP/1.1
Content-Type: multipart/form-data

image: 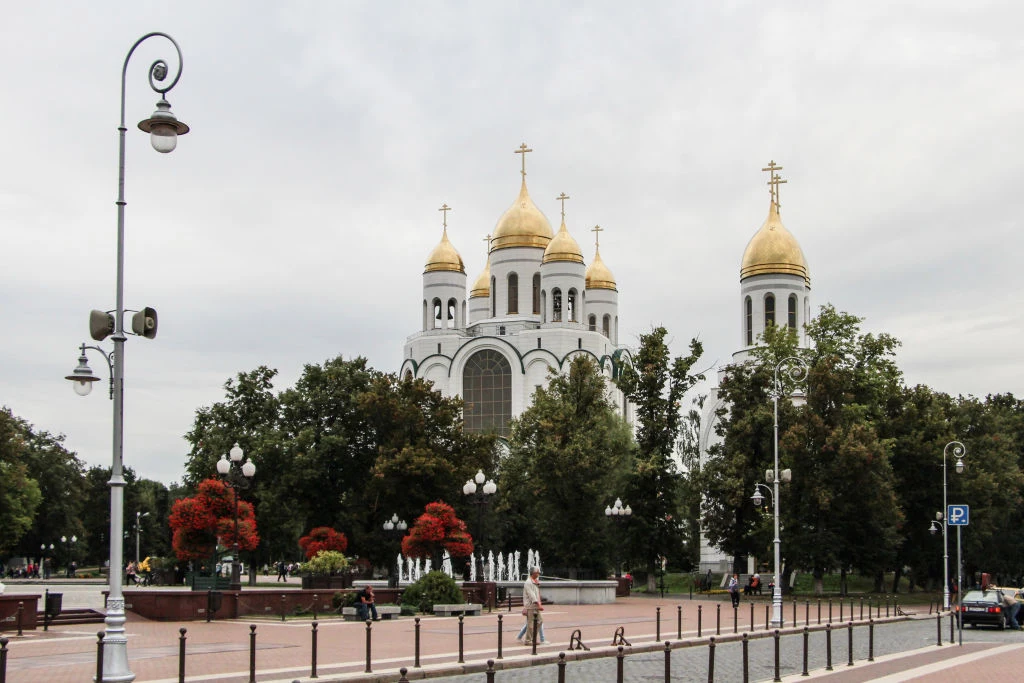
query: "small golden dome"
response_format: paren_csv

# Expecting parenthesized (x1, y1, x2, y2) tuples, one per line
(470, 256, 490, 298)
(740, 201, 809, 284)
(424, 227, 465, 274)
(542, 219, 584, 264)
(491, 180, 554, 251)
(585, 246, 617, 291)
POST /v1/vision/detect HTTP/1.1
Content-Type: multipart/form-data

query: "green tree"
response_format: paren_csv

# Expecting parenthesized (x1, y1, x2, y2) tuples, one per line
(500, 356, 634, 576)
(0, 408, 43, 555)
(616, 327, 704, 589)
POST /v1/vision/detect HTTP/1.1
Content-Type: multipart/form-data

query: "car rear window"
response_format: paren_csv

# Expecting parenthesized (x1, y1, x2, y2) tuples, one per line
(963, 590, 999, 602)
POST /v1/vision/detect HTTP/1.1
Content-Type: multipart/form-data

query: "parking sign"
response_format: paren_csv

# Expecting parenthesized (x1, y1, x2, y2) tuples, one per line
(948, 504, 969, 526)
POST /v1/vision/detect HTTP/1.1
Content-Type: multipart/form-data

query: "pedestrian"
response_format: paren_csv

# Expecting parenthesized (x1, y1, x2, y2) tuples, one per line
(276, 560, 287, 582)
(1001, 590, 1021, 630)
(729, 573, 740, 608)
(518, 566, 546, 644)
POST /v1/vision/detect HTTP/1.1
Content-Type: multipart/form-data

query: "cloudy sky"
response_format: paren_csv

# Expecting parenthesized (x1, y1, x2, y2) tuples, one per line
(3, 1, 1022, 485)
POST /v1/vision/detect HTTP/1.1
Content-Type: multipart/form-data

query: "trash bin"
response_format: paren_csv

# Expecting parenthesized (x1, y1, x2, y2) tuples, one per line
(207, 590, 223, 621)
(46, 592, 63, 618)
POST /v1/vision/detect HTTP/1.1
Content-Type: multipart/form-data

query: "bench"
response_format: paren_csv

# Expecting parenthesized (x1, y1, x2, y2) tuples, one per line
(433, 603, 482, 617)
(341, 605, 402, 621)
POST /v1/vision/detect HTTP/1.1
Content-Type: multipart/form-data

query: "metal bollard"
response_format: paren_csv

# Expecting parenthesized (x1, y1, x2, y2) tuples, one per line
(742, 633, 749, 683)
(486, 659, 496, 683)
(750, 602, 755, 632)
(96, 631, 105, 683)
(733, 605, 737, 634)
(414, 617, 421, 668)
(805, 600, 809, 626)
(765, 603, 769, 631)
(281, 594, 287, 622)
(532, 611, 539, 655)
(178, 628, 187, 683)
(1, 637, 8, 683)
(657, 606, 661, 642)
(707, 637, 716, 683)
(817, 599, 821, 624)
(249, 625, 257, 683)
(458, 615, 465, 663)
(860, 597, 864, 621)
(311, 621, 319, 678)
(716, 603, 721, 635)
(773, 629, 781, 682)
(364, 619, 372, 673)
(558, 652, 567, 683)
(869, 618, 875, 661)
(801, 626, 809, 676)
(848, 622, 854, 666)
(497, 613, 503, 659)
(678, 605, 683, 639)
(617, 645, 625, 683)
(43, 590, 49, 632)
(840, 599, 843, 622)
(886, 598, 890, 618)
(664, 641, 672, 682)
(16, 604, 23, 638)
(398, 667, 409, 682)
(698, 604, 703, 637)
(792, 599, 797, 627)
(828, 598, 833, 623)
(936, 612, 942, 646)
(825, 623, 833, 671)
(850, 598, 855, 622)
(949, 611, 954, 644)
(313, 594, 319, 620)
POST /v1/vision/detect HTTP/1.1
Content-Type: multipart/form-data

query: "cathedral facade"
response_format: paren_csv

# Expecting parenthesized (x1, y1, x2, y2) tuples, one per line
(400, 145, 632, 439)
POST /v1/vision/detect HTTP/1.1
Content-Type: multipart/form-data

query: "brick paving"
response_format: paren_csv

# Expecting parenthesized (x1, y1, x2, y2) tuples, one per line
(1, 587, 1022, 682)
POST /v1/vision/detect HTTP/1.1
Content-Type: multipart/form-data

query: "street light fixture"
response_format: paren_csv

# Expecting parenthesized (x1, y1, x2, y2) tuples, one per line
(463, 470, 497, 579)
(382, 513, 408, 588)
(217, 443, 255, 590)
(604, 497, 632, 577)
(60, 535, 78, 577)
(135, 511, 150, 565)
(62, 31, 187, 683)
(940, 440, 966, 610)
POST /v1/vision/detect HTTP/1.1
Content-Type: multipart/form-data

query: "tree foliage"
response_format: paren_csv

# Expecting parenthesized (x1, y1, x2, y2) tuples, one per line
(401, 501, 474, 566)
(298, 527, 348, 560)
(0, 408, 43, 555)
(169, 478, 258, 561)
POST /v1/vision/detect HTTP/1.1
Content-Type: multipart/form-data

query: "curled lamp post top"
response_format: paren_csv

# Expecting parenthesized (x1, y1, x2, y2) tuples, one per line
(774, 356, 808, 391)
(944, 440, 966, 473)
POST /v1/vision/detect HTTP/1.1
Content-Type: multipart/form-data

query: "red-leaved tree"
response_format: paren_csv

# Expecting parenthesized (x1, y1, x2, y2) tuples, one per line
(298, 527, 349, 560)
(169, 478, 259, 561)
(401, 501, 474, 567)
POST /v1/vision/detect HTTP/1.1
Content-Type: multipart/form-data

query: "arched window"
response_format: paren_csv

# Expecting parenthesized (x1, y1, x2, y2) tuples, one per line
(588, 314, 596, 331)
(463, 349, 512, 437)
(490, 276, 496, 317)
(602, 314, 610, 338)
(764, 293, 775, 328)
(745, 296, 753, 345)
(433, 298, 442, 329)
(552, 288, 563, 322)
(532, 273, 541, 314)
(448, 298, 457, 328)
(423, 300, 428, 331)
(541, 290, 547, 323)
(788, 294, 797, 330)
(567, 288, 578, 322)
(507, 273, 518, 314)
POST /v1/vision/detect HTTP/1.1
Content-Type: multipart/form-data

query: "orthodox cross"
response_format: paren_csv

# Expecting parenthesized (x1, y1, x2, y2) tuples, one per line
(556, 192, 570, 221)
(438, 203, 451, 229)
(514, 142, 533, 178)
(761, 160, 787, 208)
(483, 233, 491, 253)
(591, 224, 604, 248)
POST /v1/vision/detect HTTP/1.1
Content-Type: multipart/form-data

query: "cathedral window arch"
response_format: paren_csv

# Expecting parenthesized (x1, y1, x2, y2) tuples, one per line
(602, 314, 610, 338)
(532, 273, 540, 314)
(463, 349, 512, 437)
(552, 288, 563, 322)
(541, 290, 547, 323)
(788, 294, 797, 330)
(432, 298, 442, 329)
(764, 293, 775, 328)
(567, 288, 578, 322)
(588, 314, 596, 332)
(448, 298, 458, 328)
(490, 276, 496, 317)
(745, 296, 753, 345)
(507, 272, 519, 314)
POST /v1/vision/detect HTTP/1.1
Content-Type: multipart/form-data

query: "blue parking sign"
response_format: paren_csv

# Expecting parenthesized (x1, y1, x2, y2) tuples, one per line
(948, 504, 969, 526)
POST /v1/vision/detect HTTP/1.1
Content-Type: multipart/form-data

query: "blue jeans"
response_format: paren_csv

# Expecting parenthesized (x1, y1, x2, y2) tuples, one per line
(356, 602, 378, 621)
(517, 615, 545, 642)
(1007, 601, 1021, 628)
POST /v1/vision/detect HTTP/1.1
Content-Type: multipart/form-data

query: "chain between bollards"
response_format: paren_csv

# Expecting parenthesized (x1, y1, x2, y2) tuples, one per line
(773, 629, 781, 682)
(249, 625, 257, 683)
(364, 619, 373, 673)
(741, 632, 749, 683)
(825, 623, 833, 671)
(96, 631, 105, 683)
(414, 616, 421, 667)
(458, 615, 465, 663)
(311, 620, 319, 678)
(497, 613, 503, 659)
(558, 652, 567, 683)
(616, 644, 624, 683)
(178, 627, 187, 683)
(707, 636, 716, 683)
(801, 626, 809, 676)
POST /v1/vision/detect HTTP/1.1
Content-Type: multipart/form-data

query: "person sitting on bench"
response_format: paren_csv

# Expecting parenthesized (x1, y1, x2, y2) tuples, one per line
(355, 585, 379, 621)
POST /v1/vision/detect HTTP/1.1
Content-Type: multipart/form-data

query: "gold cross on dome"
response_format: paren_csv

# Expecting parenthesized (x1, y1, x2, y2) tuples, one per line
(514, 142, 533, 178)
(556, 192, 570, 221)
(761, 160, 787, 209)
(483, 233, 491, 252)
(591, 224, 604, 248)
(438, 203, 451, 229)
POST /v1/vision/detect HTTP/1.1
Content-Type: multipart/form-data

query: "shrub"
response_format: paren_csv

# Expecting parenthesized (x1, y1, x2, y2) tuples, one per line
(401, 570, 464, 614)
(301, 550, 349, 576)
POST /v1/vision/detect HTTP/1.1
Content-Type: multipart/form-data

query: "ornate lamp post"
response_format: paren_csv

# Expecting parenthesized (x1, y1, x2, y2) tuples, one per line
(216, 443, 255, 591)
(382, 513, 408, 588)
(134, 511, 150, 565)
(60, 535, 78, 577)
(940, 440, 966, 610)
(63, 32, 187, 683)
(463, 470, 497, 578)
(604, 497, 632, 577)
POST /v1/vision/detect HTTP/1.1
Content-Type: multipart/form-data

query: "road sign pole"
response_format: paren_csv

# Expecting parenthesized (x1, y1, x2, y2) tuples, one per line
(956, 525, 963, 646)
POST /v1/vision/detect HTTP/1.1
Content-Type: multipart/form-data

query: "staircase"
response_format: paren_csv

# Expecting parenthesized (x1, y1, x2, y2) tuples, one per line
(39, 608, 106, 627)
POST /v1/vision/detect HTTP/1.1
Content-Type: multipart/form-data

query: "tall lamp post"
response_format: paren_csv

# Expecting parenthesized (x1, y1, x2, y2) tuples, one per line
(382, 513, 408, 588)
(463, 470, 497, 579)
(63, 31, 188, 683)
(604, 497, 632, 577)
(216, 443, 256, 591)
(135, 511, 150, 565)
(60, 535, 78, 577)
(940, 440, 966, 610)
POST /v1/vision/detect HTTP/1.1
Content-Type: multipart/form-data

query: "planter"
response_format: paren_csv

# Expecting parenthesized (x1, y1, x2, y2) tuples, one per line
(301, 575, 353, 590)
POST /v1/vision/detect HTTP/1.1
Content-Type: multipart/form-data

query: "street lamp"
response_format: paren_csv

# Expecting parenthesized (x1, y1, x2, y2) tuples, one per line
(217, 443, 256, 590)
(940, 440, 966, 610)
(382, 513, 408, 588)
(463, 470, 497, 579)
(135, 511, 150, 565)
(62, 31, 187, 683)
(60, 535, 78, 577)
(604, 497, 632, 577)
(766, 356, 807, 628)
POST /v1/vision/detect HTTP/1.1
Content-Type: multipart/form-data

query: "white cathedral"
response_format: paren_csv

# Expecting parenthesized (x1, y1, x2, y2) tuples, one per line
(400, 144, 632, 439)
(697, 162, 812, 572)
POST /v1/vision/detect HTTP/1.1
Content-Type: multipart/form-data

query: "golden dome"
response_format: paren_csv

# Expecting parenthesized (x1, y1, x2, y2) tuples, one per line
(740, 201, 809, 284)
(469, 256, 490, 298)
(585, 245, 617, 291)
(424, 227, 465, 274)
(542, 219, 584, 264)
(491, 180, 554, 251)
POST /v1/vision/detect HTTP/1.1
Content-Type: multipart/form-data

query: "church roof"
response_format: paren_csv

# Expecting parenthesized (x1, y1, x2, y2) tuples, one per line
(424, 226, 465, 274)
(740, 200, 809, 284)
(585, 245, 617, 290)
(469, 255, 490, 298)
(491, 180, 554, 251)
(543, 219, 584, 264)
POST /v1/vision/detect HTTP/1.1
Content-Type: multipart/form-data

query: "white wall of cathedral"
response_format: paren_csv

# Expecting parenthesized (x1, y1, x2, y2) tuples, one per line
(468, 295, 489, 324)
(584, 288, 619, 344)
(422, 270, 468, 332)
(488, 246, 544, 320)
(539, 261, 587, 325)
(738, 273, 811, 352)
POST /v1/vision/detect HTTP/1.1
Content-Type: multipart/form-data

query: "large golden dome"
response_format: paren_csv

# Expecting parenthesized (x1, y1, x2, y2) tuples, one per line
(542, 219, 584, 264)
(424, 227, 465, 274)
(469, 256, 490, 298)
(740, 201, 809, 284)
(491, 180, 554, 251)
(585, 245, 617, 291)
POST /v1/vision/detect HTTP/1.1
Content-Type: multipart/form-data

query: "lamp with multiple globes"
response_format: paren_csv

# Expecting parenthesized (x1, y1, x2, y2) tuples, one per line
(604, 497, 632, 577)
(463, 470, 497, 579)
(216, 443, 256, 590)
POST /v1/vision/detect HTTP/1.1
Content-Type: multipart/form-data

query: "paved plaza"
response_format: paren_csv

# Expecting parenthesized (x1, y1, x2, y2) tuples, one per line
(2, 583, 1023, 682)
